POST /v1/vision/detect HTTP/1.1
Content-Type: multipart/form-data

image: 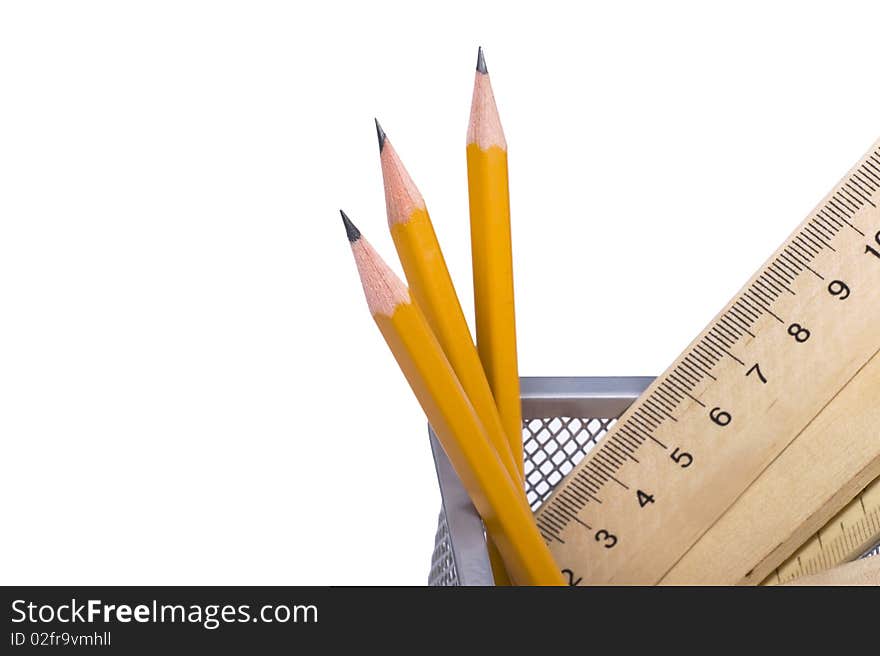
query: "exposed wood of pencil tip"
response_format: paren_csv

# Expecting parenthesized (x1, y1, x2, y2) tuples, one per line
(340, 210, 409, 317)
(376, 125, 426, 226)
(468, 47, 506, 151)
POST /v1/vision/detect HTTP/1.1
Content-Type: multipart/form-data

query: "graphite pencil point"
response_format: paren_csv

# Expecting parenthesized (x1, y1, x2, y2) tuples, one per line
(340, 209, 361, 243)
(476, 46, 488, 74)
(374, 118, 387, 152)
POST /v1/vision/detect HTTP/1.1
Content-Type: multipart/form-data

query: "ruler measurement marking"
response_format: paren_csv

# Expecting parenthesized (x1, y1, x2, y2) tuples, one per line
(632, 408, 661, 430)
(848, 179, 876, 206)
(789, 237, 818, 261)
(646, 396, 679, 422)
(809, 209, 843, 234)
(617, 426, 645, 446)
(541, 509, 568, 533)
(639, 402, 667, 425)
(574, 470, 600, 492)
(684, 353, 718, 381)
(705, 334, 746, 366)
(571, 479, 602, 504)
(757, 274, 788, 298)
(567, 475, 595, 498)
(843, 183, 873, 209)
(765, 266, 797, 292)
(853, 174, 877, 198)
(854, 168, 878, 188)
(559, 487, 590, 511)
(718, 315, 747, 340)
(627, 422, 667, 450)
(793, 234, 821, 257)
(749, 282, 778, 306)
(731, 298, 761, 322)
(838, 186, 862, 210)
(865, 153, 880, 175)
(561, 484, 590, 508)
(827, 197, 858, 224)
(827, 197, 854, 219)
(692, 345, 721, 369)
(803, 222, 835, 249)
(655, 384, 683, 409)
(650, 394, 678, 422)
(833, 190, 859, 214)
(581, 468, 607, 491)
(675, 362, 702, 386)
(647, 391, 677, 415)
(844, 180, 871, 203)
(779, 247, 807, 271)
(599, 446, 626, 467)
(667, 375, 706, 407)
(816, 208, 844, 232)
(768, 259, 796, 283)
(710, 321, 738, 344)
(544, 503, 577, 528)
(753, 277, 782, 300)
(744, 290, 785, 323)
(804, 226, 837, 252)
(858, 163, 880, 187)
(700, 340, 729, 364)
(615, 433, 642, 455)
(825, 202, 865, 236)
(730, 301, 761, 324)
(592, 451, 623, 476)
(810, 221, 839, 246)
(728, 310, 758, 337)
(812, 214, 840, 237)
(608, 438, 640, 464)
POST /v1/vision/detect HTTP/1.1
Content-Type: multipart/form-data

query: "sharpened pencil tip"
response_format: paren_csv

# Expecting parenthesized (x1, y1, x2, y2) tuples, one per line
(476, 46, 488, 74)
(340, 210, 361, 243)
(374, 118, 386, 152)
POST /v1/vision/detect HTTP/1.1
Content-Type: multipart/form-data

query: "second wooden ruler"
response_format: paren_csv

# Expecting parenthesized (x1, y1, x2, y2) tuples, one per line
(536, 140, 880, 584)
(764, 476, 880, 585)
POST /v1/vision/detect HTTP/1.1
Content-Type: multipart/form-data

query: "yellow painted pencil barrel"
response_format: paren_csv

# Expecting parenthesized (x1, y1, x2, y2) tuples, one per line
(341, 215, 562, 586)
(467, 50, 524, 480)
(377, 126, 522, 584)
(377, 127, 521, 485)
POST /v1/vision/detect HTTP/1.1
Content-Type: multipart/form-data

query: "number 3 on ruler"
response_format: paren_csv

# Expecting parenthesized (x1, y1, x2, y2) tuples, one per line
(595, 529, 618, 549)
(867, 230, 880, 259)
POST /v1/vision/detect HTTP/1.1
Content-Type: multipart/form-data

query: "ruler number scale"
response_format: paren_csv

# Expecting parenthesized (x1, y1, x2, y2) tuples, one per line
(536, 142, 880, 584)
(765, 476, 880, 585)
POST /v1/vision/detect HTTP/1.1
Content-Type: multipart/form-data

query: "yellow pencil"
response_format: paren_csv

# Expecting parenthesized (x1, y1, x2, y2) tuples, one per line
(376, 123, 521, 584)
(466, 48, 523, 481)
(340, 211, 562, 586)
(375, 123, 519, 482)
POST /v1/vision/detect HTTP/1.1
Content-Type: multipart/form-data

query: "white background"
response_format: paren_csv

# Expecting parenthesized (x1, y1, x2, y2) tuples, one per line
(1, 1, 878, 585)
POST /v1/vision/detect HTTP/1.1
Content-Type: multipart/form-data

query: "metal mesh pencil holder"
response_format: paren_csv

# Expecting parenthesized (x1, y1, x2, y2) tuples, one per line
(428, 376, 653, 586)
(427, 375, 880, 585)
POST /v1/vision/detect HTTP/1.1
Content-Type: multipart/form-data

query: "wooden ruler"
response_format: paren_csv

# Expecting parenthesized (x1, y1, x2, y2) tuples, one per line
(782, 552, 880, 585)
(764, 476, 880, 584)
(536, 140, 880, 585)
(662, 349, 880, 584)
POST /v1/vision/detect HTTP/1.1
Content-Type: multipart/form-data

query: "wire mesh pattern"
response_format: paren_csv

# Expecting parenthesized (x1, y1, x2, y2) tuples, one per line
(524, 416, 616, 510)
(428, 509, 458, 586)
(428, 414, 613, 585)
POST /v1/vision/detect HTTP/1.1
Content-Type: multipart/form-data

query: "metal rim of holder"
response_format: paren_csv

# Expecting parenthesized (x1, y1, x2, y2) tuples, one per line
(429, 376, 653, 586)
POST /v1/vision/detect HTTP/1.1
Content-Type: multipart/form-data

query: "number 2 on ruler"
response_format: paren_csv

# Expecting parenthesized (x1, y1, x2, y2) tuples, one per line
(868, 230, 880, 258)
